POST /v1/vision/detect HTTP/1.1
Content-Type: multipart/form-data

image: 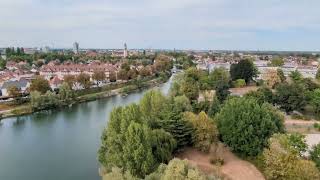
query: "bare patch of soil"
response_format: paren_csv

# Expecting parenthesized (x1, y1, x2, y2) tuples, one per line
(176, 146, 265, 180)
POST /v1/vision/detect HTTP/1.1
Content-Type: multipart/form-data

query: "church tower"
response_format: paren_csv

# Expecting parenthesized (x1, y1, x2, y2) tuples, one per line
(124, 43, 128, 58)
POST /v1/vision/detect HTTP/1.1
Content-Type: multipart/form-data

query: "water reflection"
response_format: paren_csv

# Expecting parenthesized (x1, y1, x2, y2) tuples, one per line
(0, 76, 175, 180)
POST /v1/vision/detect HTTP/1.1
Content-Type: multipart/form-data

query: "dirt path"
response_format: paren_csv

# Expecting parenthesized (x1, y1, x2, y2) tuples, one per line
(176, 147, 265, 180)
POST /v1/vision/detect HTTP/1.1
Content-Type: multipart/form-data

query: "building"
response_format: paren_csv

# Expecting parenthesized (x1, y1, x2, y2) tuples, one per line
(0, 78, 30, 97)
(39, 63, 118, 81)
(124, 43, 128, 58)
(73, 42, 79, 54)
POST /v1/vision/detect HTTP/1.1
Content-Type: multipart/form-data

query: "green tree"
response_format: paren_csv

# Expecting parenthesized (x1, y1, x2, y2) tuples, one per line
(76, 73, 91, 89)
(92, 70, 106, 85)
(245, 87, 273, 104)
(59, 82, 74, 103)
(216, 97, 284, 156)
(311, 89, 320, 116)
(63, 75, 76, 88)
(117, 69, 129, 81)
(0, 58, 6, 70)
(184, 111, 218, 152)
(215, 81, 230, 102)
(98, 103, 176, 178)
(289, 70, 302, 82)
(180, 78, 199, 101)
(208, 68, 230, 89)
(29, 76, 51, 94)
(270, 57, 284, 67)
(274, 83, 306, 112)
(316, 68, 320, 80)
(123, 122, 156, 177)
(277, 68, 286, 82)
(262, 134, 320, 180)
(146, 158, 219, 180)
(310, 144, 320, 169)
(102, 167, 138, 180)
(230, 59, 258, 83)
(208, 96, 221, 118)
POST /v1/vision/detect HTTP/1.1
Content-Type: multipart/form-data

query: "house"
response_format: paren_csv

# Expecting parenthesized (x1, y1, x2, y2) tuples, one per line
(0, 78, 30, 97)
(49, 76, 63, 90)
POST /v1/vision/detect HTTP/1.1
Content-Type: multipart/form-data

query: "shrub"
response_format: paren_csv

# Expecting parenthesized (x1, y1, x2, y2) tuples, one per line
(234, 79, 246, 88)
(216, 97, 284, 156)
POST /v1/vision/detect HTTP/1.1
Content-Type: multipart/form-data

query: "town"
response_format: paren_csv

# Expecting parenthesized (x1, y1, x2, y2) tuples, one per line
(1, 43, 319, 99)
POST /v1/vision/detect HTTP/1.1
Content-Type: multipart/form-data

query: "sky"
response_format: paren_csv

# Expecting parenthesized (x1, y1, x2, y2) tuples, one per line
(0, 0, 319, 51)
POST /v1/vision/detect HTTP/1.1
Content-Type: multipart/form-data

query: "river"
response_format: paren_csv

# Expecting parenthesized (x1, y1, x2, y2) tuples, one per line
(0, 76, 174, 180)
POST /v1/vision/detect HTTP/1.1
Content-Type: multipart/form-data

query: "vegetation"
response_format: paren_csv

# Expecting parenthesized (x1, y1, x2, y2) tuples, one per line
(274, 83, 306, 112)
(233, 79, 246, 88)
(230, 59, 257, 83)
(184, 111, 218, 152)
(262, 134, 320, 180)
(310, 144, 320, 169)
(29, 76, 51, 94)
(216, 97, 284, 156)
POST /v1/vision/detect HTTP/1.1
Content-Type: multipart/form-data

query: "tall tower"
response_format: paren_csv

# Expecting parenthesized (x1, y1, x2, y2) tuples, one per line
(73, 42, 79, 54)
(123, 43, 128, 58)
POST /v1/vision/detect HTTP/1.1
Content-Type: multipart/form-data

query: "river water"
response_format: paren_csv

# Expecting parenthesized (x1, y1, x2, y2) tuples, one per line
(0, 76, 173, 180)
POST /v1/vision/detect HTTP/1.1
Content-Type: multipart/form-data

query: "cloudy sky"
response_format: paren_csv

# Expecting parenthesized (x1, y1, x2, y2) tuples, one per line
(0, 0, 319, 51)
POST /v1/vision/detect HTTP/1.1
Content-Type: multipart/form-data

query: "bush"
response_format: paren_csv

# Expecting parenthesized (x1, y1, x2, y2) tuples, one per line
(216, 97, 284, 156)
(233, 79, 246, 88)
(310, 144, 320, 169)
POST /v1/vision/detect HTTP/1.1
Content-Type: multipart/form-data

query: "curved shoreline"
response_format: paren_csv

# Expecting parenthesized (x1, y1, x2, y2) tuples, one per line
(0, 75, 170, 120)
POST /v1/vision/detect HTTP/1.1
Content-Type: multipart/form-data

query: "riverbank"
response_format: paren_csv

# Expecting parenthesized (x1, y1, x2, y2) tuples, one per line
(0, 75, 170, 120)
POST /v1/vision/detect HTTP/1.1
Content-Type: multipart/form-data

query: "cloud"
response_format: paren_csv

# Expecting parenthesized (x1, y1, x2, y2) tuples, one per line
(0, 0, 319, 50)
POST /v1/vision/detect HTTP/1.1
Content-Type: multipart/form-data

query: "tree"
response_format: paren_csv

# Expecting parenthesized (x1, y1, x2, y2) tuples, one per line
(30, 90, 60, 111)
(274, 83, 306, 112)
(102, 167, 138, 180)
(311, 89, 320, 116)
(184, 111, 218, 152)
(180, 78, 199, 101)
(245, 87, 274, 105)
(117, 69, 128, 81)
(289, 70, 302, 82)
(7, 85, 20, 97)
(63, 75, 76, 88)
(29, 76, 51, 94)
(140, 67, 151, 77)
(123, 122, 156, 177)
(77, 73, 91, 89)
(98, 103, 176, 178)
(216, 97, 284, 156)
(230, 59, 258, 83)
(127, 69, 138, 79)
(146, 158, 219, 180)
(310, 144, 320, 169)
(208, 68, 230, 89)
(277, 68, 286, 82)
(263, 69, 281, 88)
(157, 98, 194, 148)
(92, 70, 106, 85)
(208, 96, 220, 118)
(270, 57, 284, 67)
(109, 71, 117, 82)
(0, 58, 6, 70)
(316, 69, 320, 80)
(262, 134, 320, 180)
(215, 81, 230, 102)
(59, 82, 74, 103)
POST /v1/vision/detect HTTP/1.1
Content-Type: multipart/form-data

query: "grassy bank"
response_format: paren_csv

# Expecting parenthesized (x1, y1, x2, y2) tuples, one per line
(0, 75, 170, 120)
